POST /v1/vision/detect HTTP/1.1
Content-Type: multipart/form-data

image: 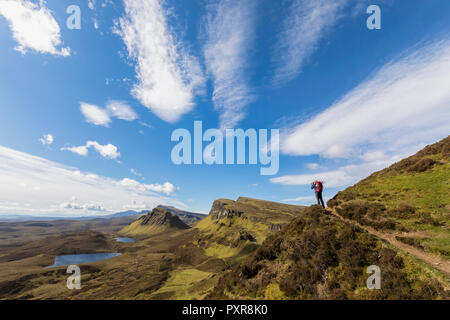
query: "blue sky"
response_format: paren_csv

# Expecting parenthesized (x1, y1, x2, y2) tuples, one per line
(0, 0, 449, 216)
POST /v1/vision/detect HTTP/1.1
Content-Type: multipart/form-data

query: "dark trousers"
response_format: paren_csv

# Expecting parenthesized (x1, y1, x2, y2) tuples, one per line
(316, 191, 325, 208)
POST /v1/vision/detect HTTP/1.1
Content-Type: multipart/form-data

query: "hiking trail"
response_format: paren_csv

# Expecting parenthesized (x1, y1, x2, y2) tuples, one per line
(327, 208, 450, 278)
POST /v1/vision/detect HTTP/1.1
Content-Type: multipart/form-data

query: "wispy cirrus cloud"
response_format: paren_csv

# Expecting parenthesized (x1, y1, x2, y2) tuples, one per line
(0, 0, 70, 56)
(0, 145, 182, 216)
(272, 0, 346, 86)
(272, 158, 393, 188)
(61, 141, 120, 159)
(203, 0, 255, 129)
(272, 39, 450, 189)
(115, 0, 205, 123)
(280, 39, 450, 159)
(271, 144, 423, 189)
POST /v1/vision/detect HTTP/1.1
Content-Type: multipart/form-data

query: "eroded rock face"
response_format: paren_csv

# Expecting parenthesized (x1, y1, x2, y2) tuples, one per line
(209, 200, 244, 220)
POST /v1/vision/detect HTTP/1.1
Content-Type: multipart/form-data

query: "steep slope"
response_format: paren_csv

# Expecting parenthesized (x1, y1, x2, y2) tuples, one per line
(194, 197, 307, 262)
(328, 135, 450, 261)
(120, 207, 190, 238)
(156, 205, 206, 225)
(208, 138, 450, 299)
(209, 205, 448, 300)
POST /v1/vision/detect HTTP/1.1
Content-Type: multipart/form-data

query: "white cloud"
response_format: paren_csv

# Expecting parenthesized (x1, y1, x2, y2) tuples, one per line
(61, 145, 89, 156)
(306, 163, 320, 170)
(281, 39, 450, 159)
(115, 0, 205, 123)
(101, 0, 113, 9)
(273, 39, 450, 193)
(130, 168, 142, 177)
(39, 134, 54, 145)
(272, 161, 384, 188)
(86, 141, 120, 159)
(80, 101, 138, 126)
(273, 170, 351, 188)
(0, 145, 182, 216)
(272, 143, 426, 189)
(140, 121, 152, 128)
(60, 202, 106, 212)
(203, 0, 255, 129)
(88, 0, 96, 11)
(80, 102, 111, 126)
(120, 178, 176, 195)
(106, 100, 138, 121)
(361, 150, 385, 162)
(61, 141, 120, 159)
(272, 0, 345, 85)
(282, 195, 315, 203)
(0, 0, 70, 56)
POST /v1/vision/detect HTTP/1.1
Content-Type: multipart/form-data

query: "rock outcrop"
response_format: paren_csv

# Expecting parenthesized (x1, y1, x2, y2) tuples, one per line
(138, 207, 190, 230)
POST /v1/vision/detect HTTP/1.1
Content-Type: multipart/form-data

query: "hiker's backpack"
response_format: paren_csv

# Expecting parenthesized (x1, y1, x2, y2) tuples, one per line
(315, 181, 323, 192)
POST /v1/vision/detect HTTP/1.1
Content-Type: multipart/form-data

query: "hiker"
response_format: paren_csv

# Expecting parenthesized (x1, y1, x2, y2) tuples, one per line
(311, 180, 325, 208)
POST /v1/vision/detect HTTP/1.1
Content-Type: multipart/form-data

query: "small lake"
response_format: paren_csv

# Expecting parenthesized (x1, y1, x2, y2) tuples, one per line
(115, 237, 137, 243)
(46, 253, 121, 268)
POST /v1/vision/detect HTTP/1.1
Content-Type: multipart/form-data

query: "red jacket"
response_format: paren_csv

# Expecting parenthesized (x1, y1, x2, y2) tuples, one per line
(312, 181, 323, 192)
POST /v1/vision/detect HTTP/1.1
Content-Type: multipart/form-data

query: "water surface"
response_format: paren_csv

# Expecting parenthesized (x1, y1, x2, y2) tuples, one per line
(46, 253, 121, 268)
(115, 237, 137, 243)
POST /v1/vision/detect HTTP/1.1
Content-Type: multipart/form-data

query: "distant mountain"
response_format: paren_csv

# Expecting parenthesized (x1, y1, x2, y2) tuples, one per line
(98, 210, 147, 219)
(0, 210, 146, 222)
(156, 205, 205, 225)
(120, 207, 190, 237)
(0, 207, 200, 223)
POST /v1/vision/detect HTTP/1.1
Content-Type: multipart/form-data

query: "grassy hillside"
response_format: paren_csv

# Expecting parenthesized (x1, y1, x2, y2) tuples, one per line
(120, 207, 190, 238)
(328, 135, 450, 260)
(208, 206, 448, 300)
(194, 197, 306, 262)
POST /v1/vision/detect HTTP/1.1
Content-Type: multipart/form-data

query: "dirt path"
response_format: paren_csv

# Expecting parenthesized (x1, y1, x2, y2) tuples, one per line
(327, 209, 450, 278)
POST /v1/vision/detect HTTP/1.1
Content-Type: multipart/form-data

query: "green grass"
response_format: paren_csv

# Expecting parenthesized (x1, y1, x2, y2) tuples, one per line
(194, 198, 306, 262)
(333, 150, 449, 260)
(353, 162, 450, 216)
(385, 242, 449, 291)
(119, 221, 168, 238)
(149, 268, 213, 300)
(264, 283, 288, 300)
